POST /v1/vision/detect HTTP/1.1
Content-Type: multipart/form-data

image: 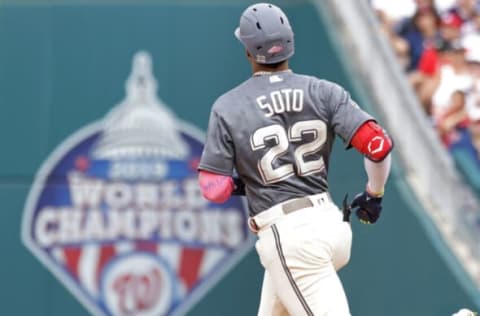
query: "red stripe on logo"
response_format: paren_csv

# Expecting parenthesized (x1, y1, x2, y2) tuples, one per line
(63, 247, 82, 279)
(96, 245, 116, 283)
(179, 248, 204, 290)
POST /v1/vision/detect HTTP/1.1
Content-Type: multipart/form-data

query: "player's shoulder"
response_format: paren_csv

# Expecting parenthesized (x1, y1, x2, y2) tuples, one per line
(292, 73, 346, 99)
(292, 73, 342, 90)
(290, 72, 321, 84)
(211, 79, 252, 113)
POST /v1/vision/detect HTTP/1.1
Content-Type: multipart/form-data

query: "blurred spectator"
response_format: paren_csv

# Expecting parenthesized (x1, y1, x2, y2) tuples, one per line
(449, 0, 479, 23)
(461, 7, 480, 34)
(431, 40, 473, 119)
(371, 0, 417, 24)
(461, 10, 480, 76)
(376, 10, 411, 69)
(398, 7, 441, 71)
(410, 38, 451, 112)
(436, 90, 469, 146)
(417, 37, 445, 76)
(418, 0, 439, 11)
(372, 0, 458, 21)
(436, 0, 459, 13)
(440, 12, 464, 41)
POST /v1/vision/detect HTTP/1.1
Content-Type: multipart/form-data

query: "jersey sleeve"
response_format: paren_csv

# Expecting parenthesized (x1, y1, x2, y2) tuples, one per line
(327, 82, 374, 148)
(198, 107, 235, 176)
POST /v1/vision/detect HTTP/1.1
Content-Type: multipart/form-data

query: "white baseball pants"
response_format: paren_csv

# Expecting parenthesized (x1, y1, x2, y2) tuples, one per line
(253, 193, 352, 316)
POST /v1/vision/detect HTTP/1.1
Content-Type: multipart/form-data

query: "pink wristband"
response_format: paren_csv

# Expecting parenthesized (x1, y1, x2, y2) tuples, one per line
(198, 170, 234, 203)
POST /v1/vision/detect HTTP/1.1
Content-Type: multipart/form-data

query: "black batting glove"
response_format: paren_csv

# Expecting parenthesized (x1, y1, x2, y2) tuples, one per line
(231, 169, 246, 196)
(351, 191, 383, 224)
(342, 194, 352, 222)
(232, 177, 246, 196)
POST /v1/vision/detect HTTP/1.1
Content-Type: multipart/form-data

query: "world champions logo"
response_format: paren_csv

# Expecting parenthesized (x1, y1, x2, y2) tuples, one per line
(21, 52, 252, 316)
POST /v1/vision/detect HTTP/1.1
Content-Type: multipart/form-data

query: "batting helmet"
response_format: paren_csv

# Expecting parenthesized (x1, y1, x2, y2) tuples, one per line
(234, 3, 294, 64)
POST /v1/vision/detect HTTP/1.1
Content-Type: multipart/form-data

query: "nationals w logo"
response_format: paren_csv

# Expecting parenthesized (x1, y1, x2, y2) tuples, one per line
(21, 51, 252, 316)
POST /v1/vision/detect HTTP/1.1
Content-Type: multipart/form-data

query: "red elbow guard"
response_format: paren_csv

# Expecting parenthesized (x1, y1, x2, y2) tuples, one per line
(351, 121, 393, 162)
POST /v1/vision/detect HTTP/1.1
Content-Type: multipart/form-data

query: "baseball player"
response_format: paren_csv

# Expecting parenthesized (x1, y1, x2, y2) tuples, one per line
(198, 3, 393, 315)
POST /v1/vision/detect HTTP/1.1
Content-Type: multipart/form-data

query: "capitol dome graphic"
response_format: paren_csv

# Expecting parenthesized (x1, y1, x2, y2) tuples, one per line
(92, 51, 189, 160)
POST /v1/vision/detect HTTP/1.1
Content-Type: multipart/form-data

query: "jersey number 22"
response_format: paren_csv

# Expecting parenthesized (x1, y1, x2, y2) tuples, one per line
(250, 119, 327, 184)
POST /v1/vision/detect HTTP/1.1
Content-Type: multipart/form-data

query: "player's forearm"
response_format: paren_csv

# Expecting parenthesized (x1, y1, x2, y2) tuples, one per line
(350, 120, 393, 196)
(364, 154, 392, 196)
(198, 170, 234, 203)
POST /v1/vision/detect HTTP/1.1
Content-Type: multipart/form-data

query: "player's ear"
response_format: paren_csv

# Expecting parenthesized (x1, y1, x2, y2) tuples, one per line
(246, 50, 256, 66)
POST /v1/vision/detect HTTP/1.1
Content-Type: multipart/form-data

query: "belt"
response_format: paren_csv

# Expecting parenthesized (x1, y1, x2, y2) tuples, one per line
(282, 197, 314, 214)
(249, 192, 332, 232)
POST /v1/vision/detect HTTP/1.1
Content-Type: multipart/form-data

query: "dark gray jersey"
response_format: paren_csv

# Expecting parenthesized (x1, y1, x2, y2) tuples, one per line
(199, 71, 373, 216)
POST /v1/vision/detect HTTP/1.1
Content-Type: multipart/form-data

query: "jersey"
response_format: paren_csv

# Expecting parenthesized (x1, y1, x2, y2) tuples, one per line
(198, 71, 373, 216)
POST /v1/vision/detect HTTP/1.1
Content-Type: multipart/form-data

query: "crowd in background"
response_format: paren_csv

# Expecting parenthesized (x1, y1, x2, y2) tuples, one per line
(372, 0, 480, 160)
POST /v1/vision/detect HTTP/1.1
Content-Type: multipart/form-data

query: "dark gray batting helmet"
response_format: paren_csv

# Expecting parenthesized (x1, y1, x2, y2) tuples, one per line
(234, 3, 294, 64)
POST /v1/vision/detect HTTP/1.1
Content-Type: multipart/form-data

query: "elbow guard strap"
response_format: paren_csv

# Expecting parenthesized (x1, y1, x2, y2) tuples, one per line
(351, 121, 393, 162)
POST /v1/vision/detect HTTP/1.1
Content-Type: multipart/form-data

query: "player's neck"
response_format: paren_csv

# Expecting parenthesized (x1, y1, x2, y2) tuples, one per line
(252, 61, 290, 75)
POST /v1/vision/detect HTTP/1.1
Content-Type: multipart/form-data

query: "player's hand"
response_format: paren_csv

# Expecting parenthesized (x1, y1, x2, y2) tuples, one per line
(231, 169, 246, 196)
(350, 191, 383, 224)
(232, 177, 246, 196)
